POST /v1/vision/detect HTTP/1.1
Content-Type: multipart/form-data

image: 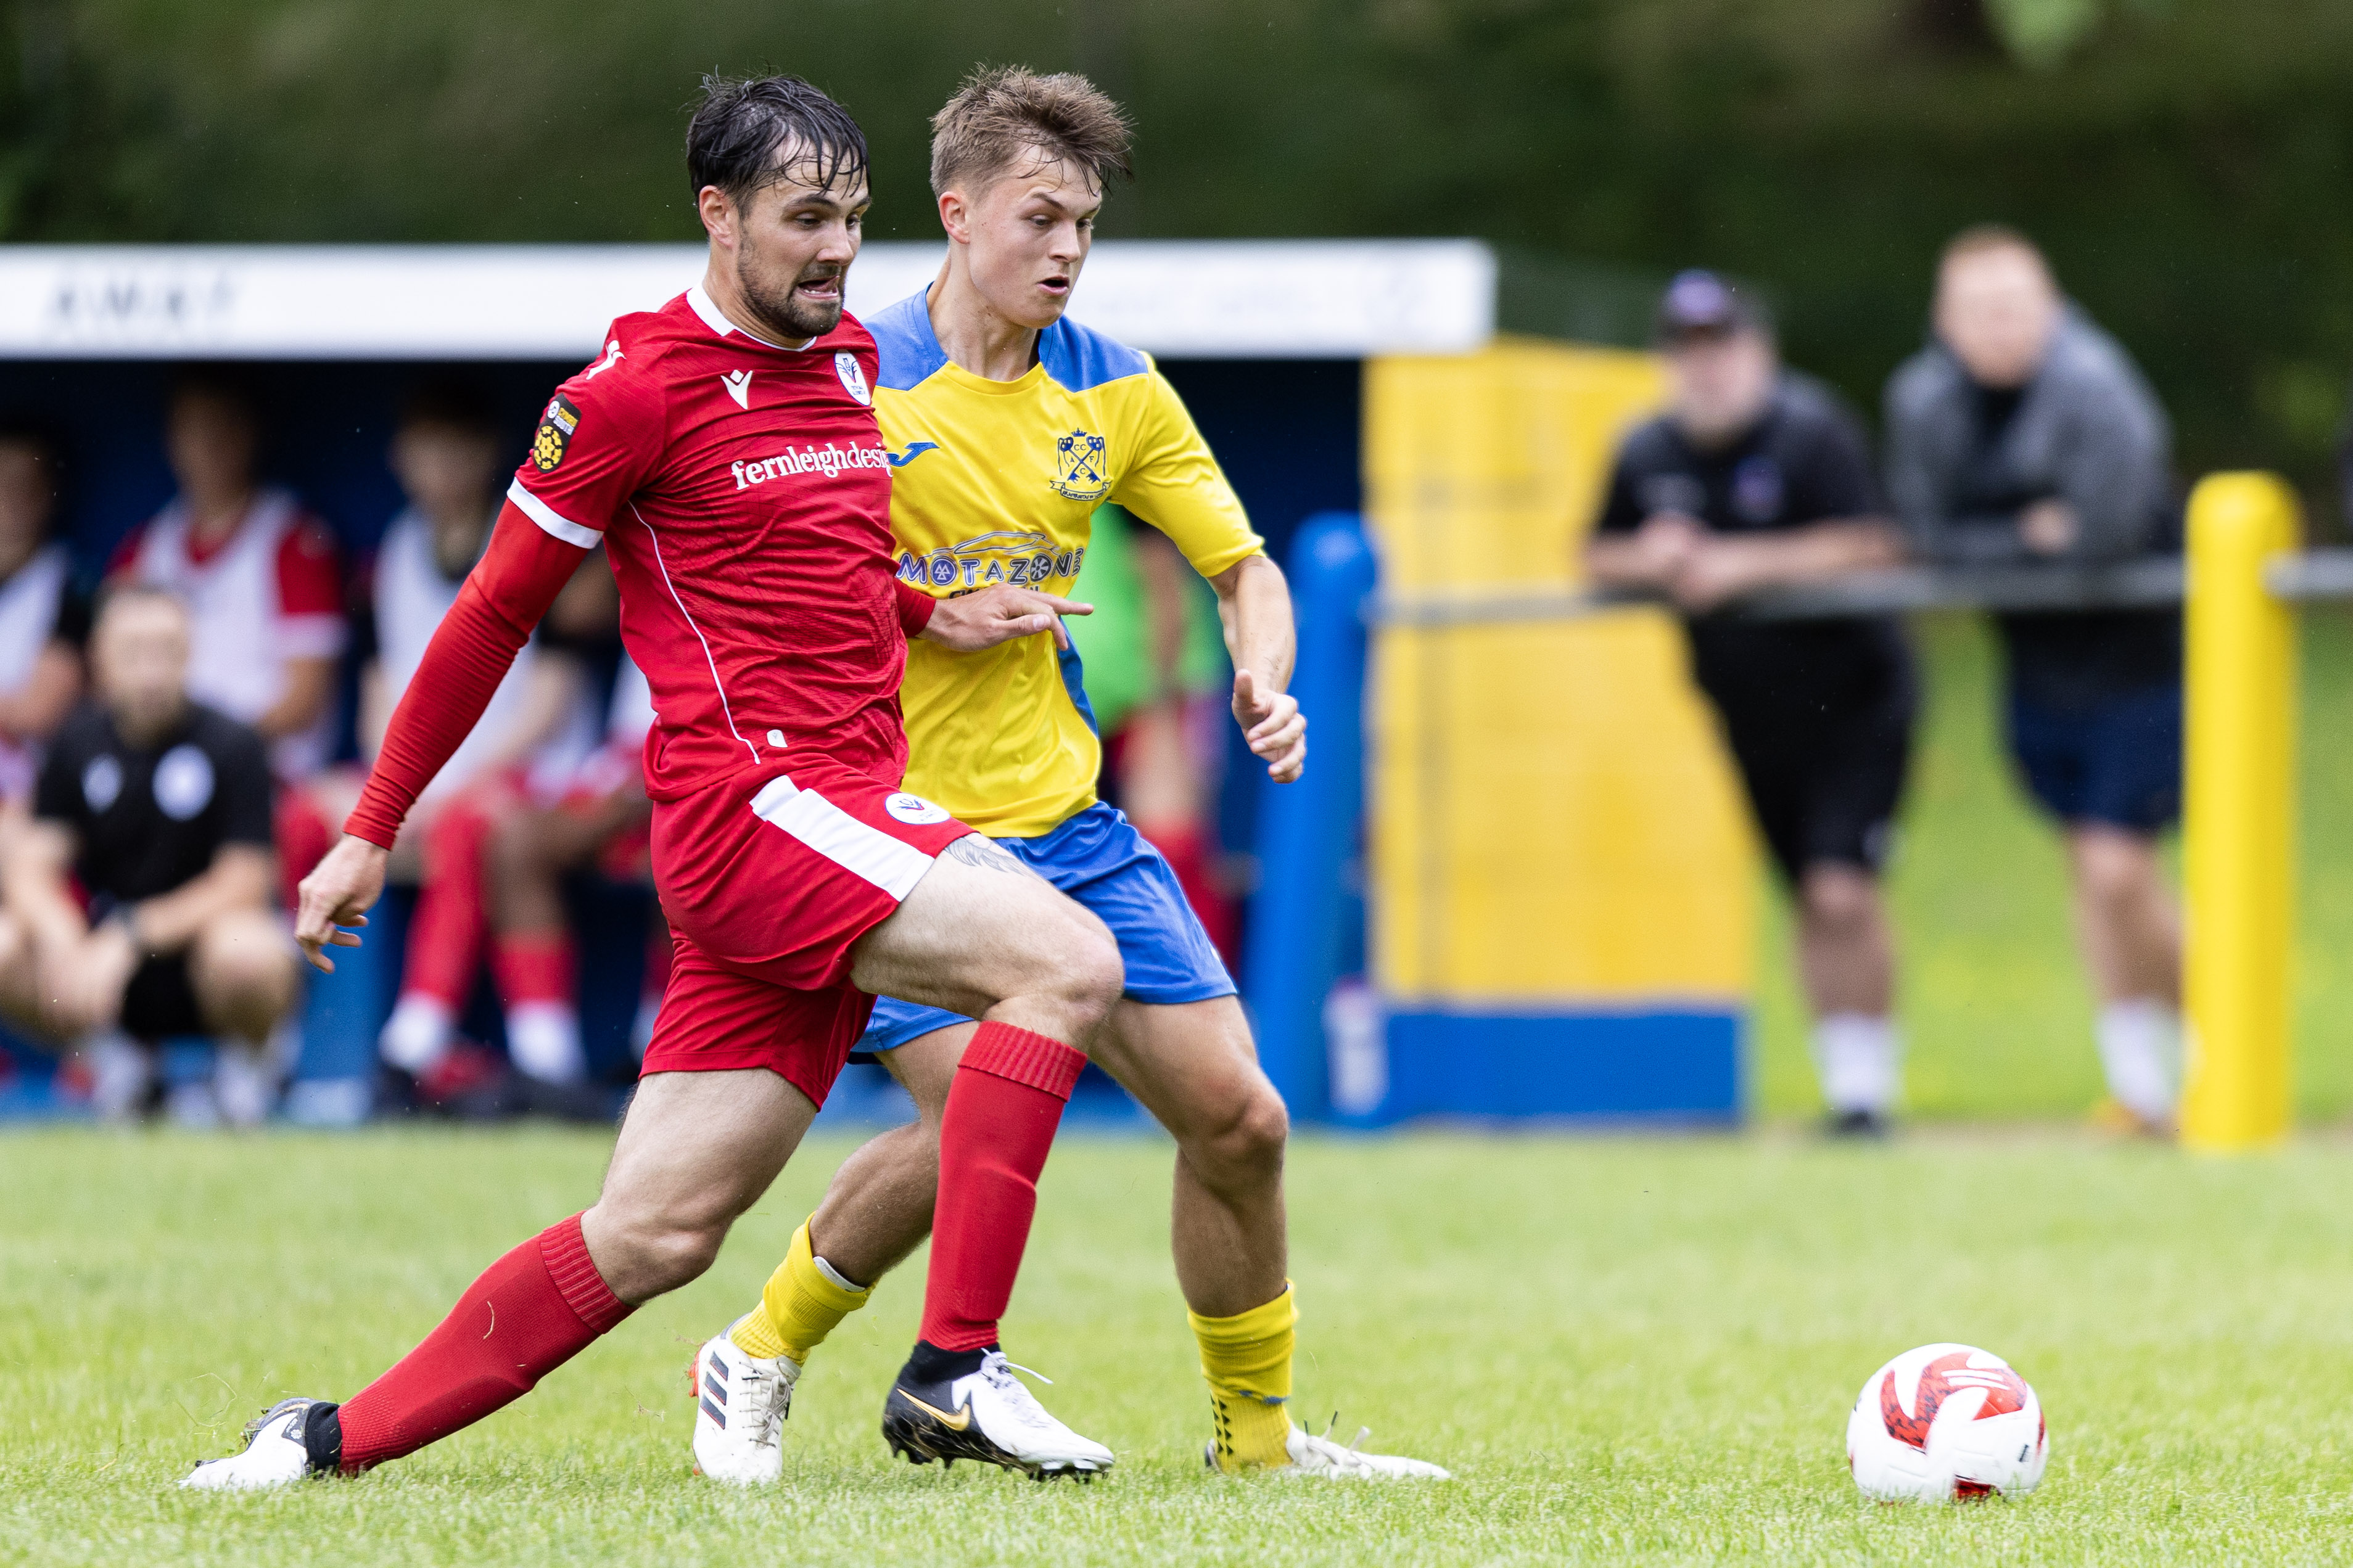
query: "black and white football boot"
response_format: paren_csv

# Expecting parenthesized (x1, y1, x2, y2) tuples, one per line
(181, 1398, 342, 1490)
(883, 1344, 1113, 1480)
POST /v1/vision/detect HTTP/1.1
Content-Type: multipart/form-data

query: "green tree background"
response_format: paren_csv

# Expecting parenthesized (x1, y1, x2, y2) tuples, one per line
(4, 0, 2348, 509)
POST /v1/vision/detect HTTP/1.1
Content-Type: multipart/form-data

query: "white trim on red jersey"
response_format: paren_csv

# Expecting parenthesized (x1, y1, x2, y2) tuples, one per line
(505, 477, 603, 549)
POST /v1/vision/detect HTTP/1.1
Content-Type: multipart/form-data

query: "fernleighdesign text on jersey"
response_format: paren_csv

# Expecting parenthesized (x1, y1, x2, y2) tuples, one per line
(730, 443, 891, 488)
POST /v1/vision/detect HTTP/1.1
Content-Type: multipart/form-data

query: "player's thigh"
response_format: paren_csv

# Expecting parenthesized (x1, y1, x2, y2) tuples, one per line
(601, 1066, 818, 1231)
(187, 908, 299, 1003)
(1092, 995, 1284, 1149)
(847, 835, 1118, 1019)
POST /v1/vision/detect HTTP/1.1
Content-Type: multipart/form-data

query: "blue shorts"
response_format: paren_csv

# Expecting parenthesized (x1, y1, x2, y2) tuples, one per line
(2007, 684, 2182, 834)
(856, 802, 1236, 1054)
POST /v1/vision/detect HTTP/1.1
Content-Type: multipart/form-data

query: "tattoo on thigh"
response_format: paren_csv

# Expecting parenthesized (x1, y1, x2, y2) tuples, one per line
(944, 834, 1035, 877)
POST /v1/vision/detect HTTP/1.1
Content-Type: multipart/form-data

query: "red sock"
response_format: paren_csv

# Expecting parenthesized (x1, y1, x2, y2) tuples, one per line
(918, 1022, 1087, 1352)
(402, 800, 497, 1009)
(337, 1213, 630, 1471)
(492, 931, 576, 1006)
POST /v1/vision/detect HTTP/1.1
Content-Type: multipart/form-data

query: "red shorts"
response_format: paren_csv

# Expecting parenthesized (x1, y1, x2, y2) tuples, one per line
(638, 757, 974, 1106)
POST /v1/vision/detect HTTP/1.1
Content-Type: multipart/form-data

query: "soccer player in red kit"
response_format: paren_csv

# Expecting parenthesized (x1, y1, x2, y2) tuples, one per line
(183, 75, 1126, 1488)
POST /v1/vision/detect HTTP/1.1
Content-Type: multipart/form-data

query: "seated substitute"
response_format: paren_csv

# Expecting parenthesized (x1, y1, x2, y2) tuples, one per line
(1885, 225, 2183, 1137)
(0, 419, 90, 804)
(0, 588, 299, 1124)
(1587, 271, 1914, 1135)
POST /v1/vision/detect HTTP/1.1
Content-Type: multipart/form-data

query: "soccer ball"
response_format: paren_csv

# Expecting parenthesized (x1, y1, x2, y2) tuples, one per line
(1845, 1342, 2050, 1501)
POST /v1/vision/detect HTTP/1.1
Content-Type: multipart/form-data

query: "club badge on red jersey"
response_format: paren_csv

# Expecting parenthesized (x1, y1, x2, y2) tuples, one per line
(532, 394, 582, 472)
(834, 351, 872, 406)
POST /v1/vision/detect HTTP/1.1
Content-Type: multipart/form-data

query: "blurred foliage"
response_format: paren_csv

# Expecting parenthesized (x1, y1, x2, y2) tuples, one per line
(3, 0, 2349, 511)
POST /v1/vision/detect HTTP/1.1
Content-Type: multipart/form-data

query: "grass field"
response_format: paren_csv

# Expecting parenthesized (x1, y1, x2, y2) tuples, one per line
(9, 1125, 2353, 1565)
(1750, 607, 2353, 1123)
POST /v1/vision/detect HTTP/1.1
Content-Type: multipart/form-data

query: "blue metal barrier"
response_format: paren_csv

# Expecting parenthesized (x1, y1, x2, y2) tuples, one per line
(1243, 513, 1375, 1125)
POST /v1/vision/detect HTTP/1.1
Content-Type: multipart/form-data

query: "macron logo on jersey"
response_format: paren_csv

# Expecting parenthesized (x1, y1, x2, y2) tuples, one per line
(720, 369, 753, 409)
(731, 443, 891, 489)
(585, 339, 624, 378)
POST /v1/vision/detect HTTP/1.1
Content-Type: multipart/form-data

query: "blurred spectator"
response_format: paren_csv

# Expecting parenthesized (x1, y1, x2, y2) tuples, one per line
(0, 588, 298, 1125)
(0, 421, 89, 802)
(110, 369, 345, 782)
(355, 382, 591, 1092)
(480, 653, 658, 1083)
(1885, 225, 2183, 1136)
(1588, 270, 1912, 1135)
(1072, 505, 1240, 961)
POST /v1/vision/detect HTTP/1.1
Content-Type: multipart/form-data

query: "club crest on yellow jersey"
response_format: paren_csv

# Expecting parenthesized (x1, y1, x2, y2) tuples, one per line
(1050, 427, 1111, 501)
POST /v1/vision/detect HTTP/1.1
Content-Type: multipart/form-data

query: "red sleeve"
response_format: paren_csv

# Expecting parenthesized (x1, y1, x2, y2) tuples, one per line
(274, 517, 348, 658)
(343, 502, 586, 848)
(894, 579, 937, 636)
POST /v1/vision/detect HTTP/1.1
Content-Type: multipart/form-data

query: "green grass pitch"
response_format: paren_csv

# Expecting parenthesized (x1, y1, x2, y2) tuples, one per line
(9, 1125, 2353, 1565)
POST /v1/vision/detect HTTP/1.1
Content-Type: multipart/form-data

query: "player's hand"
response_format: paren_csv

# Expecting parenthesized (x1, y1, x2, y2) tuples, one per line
(1232, 668, 1307, 784)
(2021, 498, 2078, 554)
(294, 834, 389, 974)
(920, 586, 1094, 652)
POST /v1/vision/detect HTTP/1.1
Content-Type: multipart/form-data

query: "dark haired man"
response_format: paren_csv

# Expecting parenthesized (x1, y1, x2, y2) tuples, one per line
(186, 73, 1124, 1488)
(694, 65, 1444, 1484)
(1588, 273, 1914, 1136)
(112, 373, 344, 782)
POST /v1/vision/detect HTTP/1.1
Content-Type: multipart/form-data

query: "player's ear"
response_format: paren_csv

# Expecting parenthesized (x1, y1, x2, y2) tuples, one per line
(697, 186, 738, 248)
(937, 187, 972, 246)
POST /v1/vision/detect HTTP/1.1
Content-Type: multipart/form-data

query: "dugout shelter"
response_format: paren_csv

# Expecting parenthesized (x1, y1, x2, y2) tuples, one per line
(0, 240, 1749, 1127)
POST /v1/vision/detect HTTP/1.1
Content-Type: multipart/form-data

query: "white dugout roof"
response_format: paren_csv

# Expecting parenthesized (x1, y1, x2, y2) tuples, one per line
(0, 240, 1495, 361)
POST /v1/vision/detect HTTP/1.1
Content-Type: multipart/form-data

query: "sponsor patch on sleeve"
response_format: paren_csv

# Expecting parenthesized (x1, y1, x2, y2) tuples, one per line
(532, 393, 582, 472)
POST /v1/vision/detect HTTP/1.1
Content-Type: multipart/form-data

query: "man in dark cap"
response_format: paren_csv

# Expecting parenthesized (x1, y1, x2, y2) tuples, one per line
(1587, 270, 1915, 1135)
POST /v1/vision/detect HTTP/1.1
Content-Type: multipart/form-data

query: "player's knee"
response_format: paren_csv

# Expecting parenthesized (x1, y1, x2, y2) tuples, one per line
(1192, 1077, 1289, 1188)
(602, 1209, 727, 1296)
(191, 914, 298, 1034)
(1800, 866, 1879, 940)
(2072, 829, 2156, 909)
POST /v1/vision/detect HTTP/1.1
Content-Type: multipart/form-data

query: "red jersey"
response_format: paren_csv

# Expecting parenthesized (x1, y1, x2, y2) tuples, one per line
(347, 286, 933, 849)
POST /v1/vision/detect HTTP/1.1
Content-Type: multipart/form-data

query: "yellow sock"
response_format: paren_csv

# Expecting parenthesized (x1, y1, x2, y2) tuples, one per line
(728, 1218, 870, 1365)
(1192, 1282, 1298, 1472)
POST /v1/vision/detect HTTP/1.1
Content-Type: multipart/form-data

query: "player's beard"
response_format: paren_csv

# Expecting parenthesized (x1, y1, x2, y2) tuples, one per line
(737, 252, 846, 342)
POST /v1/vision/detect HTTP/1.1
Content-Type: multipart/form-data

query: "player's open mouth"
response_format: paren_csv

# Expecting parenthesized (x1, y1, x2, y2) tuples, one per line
(796, 274, 843, 302)
(1039, 275, 1069, 295)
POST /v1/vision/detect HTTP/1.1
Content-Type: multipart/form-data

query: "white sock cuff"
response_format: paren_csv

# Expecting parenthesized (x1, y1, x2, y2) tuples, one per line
(812, 1254, 869, 1294)
(1813, 1012, 1900, 1115)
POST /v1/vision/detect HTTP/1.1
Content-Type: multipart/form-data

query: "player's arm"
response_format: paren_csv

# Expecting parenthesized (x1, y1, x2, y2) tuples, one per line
(1667, 520, 1903, 612)
(910, 578, 1094, 652)
(296, 502, 587, 970)
(1112, 369, 1303, 783)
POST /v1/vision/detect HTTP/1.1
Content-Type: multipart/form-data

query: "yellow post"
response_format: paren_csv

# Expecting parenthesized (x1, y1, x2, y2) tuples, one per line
(2180, 472, 2301, 1151)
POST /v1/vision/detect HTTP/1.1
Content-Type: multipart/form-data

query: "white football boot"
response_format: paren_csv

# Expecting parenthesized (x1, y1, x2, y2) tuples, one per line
(883, 1349, 1114, 1480)
(690, 1324, 799, 1484)
(1206, 1419, 1451, 1480)
(181, 1398, 334, 1489)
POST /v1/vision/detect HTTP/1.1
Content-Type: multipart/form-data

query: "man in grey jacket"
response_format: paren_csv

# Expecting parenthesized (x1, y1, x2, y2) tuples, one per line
(1885, 224, 2182, 1136)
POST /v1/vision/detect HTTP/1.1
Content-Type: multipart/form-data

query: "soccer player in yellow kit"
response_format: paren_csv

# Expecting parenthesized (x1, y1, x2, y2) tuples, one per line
(688, 68, 1446, 1482)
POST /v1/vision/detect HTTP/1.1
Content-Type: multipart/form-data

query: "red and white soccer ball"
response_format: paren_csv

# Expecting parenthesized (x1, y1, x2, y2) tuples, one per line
(1845, 1343, 2050, 1502)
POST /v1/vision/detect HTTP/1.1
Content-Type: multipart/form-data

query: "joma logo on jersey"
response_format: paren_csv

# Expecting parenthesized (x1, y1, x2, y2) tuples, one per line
(1050, 427, 1110, 501)
(896, 530, 1086, 592)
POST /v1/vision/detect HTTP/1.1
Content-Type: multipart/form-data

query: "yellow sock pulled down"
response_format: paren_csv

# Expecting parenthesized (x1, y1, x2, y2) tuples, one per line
(1192, 1282, 1297, 1471)
(729, 1218, 870, 1365)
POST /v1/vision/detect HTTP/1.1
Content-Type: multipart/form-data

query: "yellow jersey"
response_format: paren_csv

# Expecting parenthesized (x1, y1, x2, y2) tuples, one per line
(868, 289, 1264, 837)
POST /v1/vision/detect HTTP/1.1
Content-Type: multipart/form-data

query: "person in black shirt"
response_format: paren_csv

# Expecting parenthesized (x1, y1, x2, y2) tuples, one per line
(0, 586, 298, 1124)
(1885, 226, 2182, 1137)
(1589, 271, 1914, 1135)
